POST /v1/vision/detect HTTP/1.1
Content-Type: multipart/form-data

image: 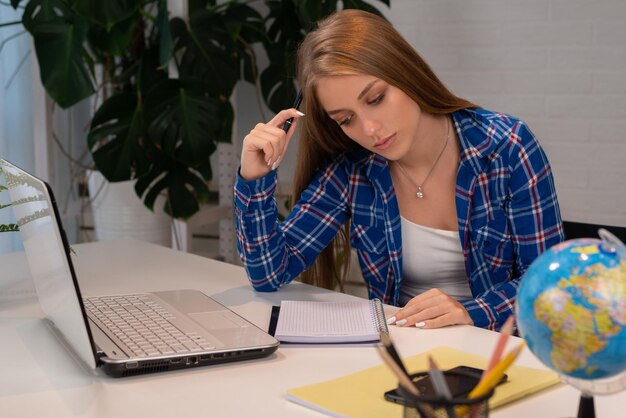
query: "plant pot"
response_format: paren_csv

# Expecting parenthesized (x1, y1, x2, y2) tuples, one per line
(87, 170, 172, 247)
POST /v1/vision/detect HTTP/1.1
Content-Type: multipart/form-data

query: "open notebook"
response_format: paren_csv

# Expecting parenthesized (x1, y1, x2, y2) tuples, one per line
(270, 299, 388, 344)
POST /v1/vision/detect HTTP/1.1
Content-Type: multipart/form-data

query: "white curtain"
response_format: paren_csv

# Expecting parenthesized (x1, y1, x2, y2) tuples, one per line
(0, 4, 33, 253)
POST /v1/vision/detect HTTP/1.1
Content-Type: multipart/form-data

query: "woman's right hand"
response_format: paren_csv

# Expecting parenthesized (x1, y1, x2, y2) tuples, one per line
(240, 108, 304, 181)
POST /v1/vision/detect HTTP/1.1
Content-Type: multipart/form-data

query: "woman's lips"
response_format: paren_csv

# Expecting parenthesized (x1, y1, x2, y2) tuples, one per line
(374, 134, 396, 150)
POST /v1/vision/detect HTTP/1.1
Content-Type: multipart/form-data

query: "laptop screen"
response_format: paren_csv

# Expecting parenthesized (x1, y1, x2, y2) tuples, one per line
(1, 159, 98, 369)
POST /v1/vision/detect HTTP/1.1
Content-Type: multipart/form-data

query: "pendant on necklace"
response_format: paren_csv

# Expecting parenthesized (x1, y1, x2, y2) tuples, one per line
(416, 186, 424, 199)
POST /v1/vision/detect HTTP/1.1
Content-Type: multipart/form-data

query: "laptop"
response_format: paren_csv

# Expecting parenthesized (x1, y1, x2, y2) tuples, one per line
(0, 159, 279, 377)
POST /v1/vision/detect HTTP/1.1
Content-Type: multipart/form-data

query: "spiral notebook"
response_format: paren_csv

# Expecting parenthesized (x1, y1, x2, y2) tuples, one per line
(269, 299, 388, 344)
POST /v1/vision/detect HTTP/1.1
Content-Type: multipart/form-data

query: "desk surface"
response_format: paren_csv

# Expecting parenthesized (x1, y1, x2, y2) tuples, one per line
(0, 239, 622, 418)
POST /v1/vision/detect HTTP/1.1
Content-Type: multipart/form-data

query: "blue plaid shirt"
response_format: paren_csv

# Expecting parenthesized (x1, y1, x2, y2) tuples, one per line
(234, 108, 564, 330)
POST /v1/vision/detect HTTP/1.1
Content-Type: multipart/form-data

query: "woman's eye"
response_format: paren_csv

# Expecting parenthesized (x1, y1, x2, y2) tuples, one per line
(368, 94, 385, 105)
(338, 114, 353, 126)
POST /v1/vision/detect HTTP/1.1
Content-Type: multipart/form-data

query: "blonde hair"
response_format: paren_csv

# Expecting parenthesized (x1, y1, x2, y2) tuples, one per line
(293, 10, 476, 291)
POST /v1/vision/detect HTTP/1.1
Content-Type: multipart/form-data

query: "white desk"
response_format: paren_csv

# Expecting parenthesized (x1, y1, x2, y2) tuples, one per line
(0, 239, 622, 418)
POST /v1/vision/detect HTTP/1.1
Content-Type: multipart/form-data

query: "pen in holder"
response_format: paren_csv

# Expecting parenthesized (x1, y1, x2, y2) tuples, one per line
(394, 370, 495, 418)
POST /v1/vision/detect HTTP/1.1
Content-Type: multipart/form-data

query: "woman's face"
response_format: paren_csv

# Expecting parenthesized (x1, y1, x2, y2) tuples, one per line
(316, 74, 422, 160)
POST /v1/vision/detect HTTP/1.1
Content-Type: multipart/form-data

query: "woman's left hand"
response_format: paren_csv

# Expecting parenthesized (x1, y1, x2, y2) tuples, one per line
(388, 288, 473, 329)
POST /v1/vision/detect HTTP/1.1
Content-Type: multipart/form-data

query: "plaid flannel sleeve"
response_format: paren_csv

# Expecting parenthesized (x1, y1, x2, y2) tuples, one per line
(233, 163, 350, 292)
(462, 121, 564, 330)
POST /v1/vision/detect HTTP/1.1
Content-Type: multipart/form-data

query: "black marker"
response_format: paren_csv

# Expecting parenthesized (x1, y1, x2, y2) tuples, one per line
(380, 332, 410, 376)
(281, 89, 303, 133)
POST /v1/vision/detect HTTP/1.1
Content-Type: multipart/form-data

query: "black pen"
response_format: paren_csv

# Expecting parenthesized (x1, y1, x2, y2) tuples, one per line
(281, 89, 303, 133)
(380, 332, 410, 376)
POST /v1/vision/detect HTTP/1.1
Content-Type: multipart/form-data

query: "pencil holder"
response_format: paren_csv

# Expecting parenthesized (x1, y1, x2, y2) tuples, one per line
(396, 371, 494, 418)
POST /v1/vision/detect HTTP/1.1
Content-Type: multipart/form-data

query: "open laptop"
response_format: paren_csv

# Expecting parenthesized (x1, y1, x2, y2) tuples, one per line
(0, 159, 279, 377)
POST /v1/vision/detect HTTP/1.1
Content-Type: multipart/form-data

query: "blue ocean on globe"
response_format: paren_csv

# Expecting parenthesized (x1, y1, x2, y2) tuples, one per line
(516, 238, 626, 380)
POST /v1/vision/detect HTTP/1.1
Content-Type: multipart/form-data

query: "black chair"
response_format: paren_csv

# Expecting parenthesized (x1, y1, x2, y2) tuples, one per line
(562, 221, 626, 244)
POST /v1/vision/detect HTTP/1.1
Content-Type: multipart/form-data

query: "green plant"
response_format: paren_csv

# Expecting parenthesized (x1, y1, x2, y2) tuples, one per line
(3, 0, 389, 220)
(0, 168, 19, 233)
(0, 189, 19, 233)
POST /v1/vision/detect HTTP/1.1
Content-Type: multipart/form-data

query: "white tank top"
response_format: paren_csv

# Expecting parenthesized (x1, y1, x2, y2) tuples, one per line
(400, 216, 472, 304)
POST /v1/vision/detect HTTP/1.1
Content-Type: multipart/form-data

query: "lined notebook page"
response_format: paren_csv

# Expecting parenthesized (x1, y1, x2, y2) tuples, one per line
(274, 300, 386, 343)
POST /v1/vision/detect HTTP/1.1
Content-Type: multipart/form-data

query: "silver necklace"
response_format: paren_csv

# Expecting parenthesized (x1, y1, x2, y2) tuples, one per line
(395, 118, 450, 199)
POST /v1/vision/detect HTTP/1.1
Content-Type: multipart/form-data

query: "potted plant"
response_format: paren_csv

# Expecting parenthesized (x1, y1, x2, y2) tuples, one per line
(2, 0, 389, 220)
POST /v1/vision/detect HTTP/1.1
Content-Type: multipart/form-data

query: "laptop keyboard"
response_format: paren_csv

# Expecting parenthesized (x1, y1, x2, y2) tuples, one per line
(84, 294, 214, 358)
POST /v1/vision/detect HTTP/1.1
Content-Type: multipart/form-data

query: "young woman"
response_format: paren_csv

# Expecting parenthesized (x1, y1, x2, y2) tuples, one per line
(234, 10, 563, 331)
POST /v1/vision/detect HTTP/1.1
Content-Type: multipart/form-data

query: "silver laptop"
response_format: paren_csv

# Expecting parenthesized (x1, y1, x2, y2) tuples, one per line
(1, 159, 279, 377)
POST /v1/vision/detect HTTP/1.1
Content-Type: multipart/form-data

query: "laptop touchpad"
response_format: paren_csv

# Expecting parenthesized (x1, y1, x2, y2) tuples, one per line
(189, 312, 244, 330)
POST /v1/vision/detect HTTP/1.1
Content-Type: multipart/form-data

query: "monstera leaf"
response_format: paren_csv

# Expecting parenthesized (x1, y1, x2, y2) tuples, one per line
(22, 0, 94, 108)
(174, 2, 264, 100)
(87, 13, 139, 57)
(87, 76, 221, 219)
(67, 0, 139, 31)
(87, 92, 152, 182)
(144, 78, 221, 167)
(134, 158, 211, 219)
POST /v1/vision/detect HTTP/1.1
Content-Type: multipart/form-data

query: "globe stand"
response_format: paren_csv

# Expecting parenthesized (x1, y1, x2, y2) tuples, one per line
(577, 393, 595, 418)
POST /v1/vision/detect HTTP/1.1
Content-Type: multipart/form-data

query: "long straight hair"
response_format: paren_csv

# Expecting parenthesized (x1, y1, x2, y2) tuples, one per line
(293, 10, 476, 291)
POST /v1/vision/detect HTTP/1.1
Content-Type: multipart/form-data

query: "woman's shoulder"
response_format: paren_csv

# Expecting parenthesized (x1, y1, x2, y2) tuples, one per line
(453, 107, 536, 151)
(454, 107, 527, 131)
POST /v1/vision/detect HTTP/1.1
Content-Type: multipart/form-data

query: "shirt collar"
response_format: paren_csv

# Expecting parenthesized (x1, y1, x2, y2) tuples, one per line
(452, 109, 502, 177)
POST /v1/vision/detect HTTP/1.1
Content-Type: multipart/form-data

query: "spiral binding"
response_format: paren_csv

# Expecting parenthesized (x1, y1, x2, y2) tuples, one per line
(370, 298, 389, 333)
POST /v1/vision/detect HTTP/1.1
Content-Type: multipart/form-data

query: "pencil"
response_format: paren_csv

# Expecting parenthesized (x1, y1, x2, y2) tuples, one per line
(457, 341, 525, 416)
(482, 315, 515, 381)
(470, 341, 525, 399)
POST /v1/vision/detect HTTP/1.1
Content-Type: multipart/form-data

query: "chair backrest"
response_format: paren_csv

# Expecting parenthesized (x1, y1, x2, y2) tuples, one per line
(562, 221, 626, 244)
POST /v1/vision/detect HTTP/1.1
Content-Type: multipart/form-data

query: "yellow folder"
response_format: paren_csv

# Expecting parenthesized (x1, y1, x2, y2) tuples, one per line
(287, 345, 561, 418)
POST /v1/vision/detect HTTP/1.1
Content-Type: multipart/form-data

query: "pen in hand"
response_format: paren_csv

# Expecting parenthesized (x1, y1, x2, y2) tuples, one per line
(270, 89, 303, 171)
(282, 89, 303, 133)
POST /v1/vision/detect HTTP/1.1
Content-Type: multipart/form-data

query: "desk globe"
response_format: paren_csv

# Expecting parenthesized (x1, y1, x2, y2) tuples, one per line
(516, 229, 626, 418)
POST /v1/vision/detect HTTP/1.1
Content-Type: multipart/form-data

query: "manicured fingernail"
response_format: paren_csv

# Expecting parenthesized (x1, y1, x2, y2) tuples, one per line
(396, 319, 407, 326)
(272, 156, 283, 171)
(414, 322, 426, 328)
(296, 111, 305, 116)
(386, 316, 396, 325)
(267, 159, 272, 166)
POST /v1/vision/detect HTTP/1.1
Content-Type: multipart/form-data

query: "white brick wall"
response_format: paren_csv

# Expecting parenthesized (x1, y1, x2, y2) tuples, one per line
(385, 0, 626, 227)
(235, 1, 626, 229)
